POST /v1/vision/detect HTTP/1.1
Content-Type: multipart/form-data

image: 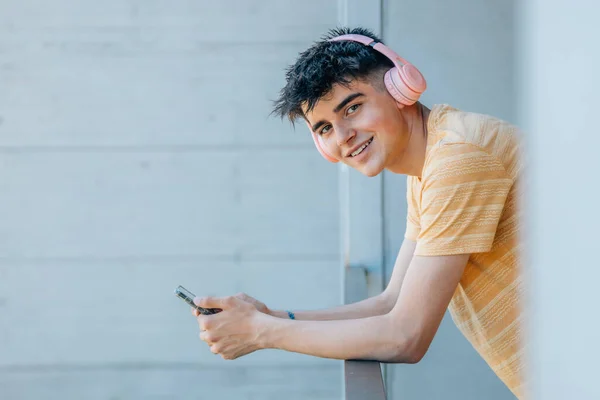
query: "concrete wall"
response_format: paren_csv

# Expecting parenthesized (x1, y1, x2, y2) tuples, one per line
(381, 0, 516, 398)
(0, 1, 539, 399)
(0, 1, 343, 399)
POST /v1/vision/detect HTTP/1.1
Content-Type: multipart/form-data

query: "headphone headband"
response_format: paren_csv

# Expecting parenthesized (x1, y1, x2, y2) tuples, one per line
(328, 34, 413, 74)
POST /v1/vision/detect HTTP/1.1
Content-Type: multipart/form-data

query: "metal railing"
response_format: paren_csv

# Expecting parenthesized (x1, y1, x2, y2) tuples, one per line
(344, 360, 387, 400)
(343, 268, 387, 400)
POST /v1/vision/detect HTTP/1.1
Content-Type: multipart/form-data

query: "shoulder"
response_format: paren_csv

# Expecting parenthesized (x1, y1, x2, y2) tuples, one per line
(426, 104, 521, 179)
(425, 142, 504, 176)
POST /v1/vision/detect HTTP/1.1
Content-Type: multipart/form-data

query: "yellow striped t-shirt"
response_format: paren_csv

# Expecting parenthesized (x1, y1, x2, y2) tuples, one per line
(406, 104, 524, 398)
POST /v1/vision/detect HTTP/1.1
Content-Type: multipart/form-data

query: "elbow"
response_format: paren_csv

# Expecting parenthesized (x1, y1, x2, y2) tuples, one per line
(378, 292, 396, 315)
(389, 341, 427, 364)
(386, 328, 431, 364)
(404, 346, 427, 364)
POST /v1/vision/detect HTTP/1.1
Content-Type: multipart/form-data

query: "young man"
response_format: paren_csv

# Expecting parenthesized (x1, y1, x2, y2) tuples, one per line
(192, 27, 524, 398)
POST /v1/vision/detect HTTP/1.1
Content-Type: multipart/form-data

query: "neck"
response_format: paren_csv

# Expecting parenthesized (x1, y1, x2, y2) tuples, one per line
(387, 103, 430, 177)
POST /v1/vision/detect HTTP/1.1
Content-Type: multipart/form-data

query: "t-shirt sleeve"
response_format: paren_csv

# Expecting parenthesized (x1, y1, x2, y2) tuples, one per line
(405, 176, 421, 241)
(414, 142, 513, 256)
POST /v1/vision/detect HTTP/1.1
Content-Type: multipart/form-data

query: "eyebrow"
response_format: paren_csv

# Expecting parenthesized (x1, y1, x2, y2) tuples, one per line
(310, 92, 365, 133)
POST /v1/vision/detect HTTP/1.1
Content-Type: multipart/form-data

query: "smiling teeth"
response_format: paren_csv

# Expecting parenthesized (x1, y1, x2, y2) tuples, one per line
(351, 138, 373, 157)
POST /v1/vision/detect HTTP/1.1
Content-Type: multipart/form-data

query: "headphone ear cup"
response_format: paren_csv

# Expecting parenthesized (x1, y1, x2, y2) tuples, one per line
(307, 124, 338, 163)
(384, 65, 427, 105)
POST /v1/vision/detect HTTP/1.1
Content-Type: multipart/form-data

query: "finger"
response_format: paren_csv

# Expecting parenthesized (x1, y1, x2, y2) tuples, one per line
(195, 315, 214, 331)
(199, 330, 214, 344)
(191, 307, 200, 317)
(234, 292, 249, 300)
(234, 293, 260, 308)
(194, 296, 236, 310)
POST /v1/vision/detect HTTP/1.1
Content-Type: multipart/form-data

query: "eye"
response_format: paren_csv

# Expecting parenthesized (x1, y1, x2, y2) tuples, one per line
(319, 124, 332, 135)
(347, 104, 361, 115)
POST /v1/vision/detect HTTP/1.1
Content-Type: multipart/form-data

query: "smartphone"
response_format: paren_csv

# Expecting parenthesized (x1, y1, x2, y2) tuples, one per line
(174, 285, 222, 315)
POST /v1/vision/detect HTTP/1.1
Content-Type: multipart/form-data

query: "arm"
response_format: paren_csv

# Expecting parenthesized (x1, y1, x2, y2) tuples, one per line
(197, 145, 510, 362)
(269, 295, 389, 321)
(261, 253, 468, 363)
(269, 239, 417, 321)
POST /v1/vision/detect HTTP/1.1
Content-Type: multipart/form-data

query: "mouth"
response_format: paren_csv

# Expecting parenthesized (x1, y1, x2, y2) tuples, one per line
(348, 137, 374, 158)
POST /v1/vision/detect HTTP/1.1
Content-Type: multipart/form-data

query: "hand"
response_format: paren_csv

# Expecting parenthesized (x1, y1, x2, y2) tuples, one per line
(232, 292, 271, 315)
(191, 292, 270, 317)
(192, 295, 270, 360)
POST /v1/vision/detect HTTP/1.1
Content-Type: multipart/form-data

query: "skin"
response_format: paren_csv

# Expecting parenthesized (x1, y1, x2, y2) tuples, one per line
(191, 78, 470, 363)
(305, 78, 430, 177)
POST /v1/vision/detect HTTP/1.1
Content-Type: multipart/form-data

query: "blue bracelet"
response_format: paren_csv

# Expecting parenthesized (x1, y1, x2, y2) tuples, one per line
(286, 310, 296, 320)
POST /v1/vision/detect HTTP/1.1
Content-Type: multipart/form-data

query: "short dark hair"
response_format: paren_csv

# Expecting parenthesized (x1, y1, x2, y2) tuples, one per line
(271, 27, 394, 124)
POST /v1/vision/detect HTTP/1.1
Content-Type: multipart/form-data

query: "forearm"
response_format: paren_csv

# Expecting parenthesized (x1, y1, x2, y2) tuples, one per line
(269, 293, 392, 321)
(259, 313, 415, 362)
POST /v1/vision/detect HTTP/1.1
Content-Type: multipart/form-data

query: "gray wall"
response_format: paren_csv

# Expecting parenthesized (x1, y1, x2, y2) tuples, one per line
(381, 0, 516, 398)
(1, 1, 525, 399)
(0, 1, 343, 399)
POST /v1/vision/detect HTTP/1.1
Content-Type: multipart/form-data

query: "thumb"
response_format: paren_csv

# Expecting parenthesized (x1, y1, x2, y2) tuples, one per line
(193, 296, 233, 310)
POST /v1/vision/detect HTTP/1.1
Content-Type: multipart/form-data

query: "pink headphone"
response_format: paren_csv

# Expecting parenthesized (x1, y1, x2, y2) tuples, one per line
(309, 34, 427, 163)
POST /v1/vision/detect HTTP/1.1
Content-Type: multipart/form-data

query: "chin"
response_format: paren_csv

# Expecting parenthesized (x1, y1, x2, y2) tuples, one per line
(358, 163, 384, 177)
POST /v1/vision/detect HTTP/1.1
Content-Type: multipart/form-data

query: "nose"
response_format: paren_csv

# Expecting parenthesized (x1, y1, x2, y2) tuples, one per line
(335, 125, 356, 147)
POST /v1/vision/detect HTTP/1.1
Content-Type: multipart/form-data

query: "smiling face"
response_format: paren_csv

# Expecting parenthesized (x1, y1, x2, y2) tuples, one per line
(303, 79, 412, 177)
